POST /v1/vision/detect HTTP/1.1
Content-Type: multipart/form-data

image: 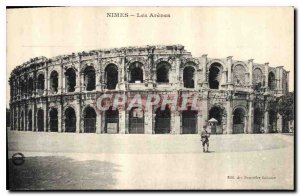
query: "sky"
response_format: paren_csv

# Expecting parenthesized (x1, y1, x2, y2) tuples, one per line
(6, 7, 294, 105)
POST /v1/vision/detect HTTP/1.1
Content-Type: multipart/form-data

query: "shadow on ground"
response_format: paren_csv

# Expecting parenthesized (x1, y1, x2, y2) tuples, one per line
(8, 156, 120, 190)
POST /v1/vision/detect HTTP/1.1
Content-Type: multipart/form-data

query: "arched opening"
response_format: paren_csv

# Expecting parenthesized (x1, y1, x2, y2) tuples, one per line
(157, 62, 171, 83)
(182, 107, 197, 134)
(50, 71, 59, 93)
(183, 66, 195, 88)
(268, 72, 276, 91)
(129, 107, 144, 134)
(84, 106, 96, 133)
(65, 107, 76, 133)
(27, 110, 32, 131)
(28, 77, 34, 96)
(233, 64, 246, 86)
(105, 107, 119, 134)
(129, 62, 143, 83)
(209, 63, 222, 89)
(253, 108, 263, 133)
(84, 66, 96, 91)
(209, 106, 224, 134)
(37, 74, 45, 91)
(253, 68, 263, 86)
(269, 110, 277, 133)
(49, 108, 58, 132)
(155, 106, 171, 134)
(233, 108, 245, 134)
(105, 64, 118, 90)
(20, 79, 26, 97)
(37, 109, 44, 132)
(65, 68, 76, 92)
(20, 111, 24, 131)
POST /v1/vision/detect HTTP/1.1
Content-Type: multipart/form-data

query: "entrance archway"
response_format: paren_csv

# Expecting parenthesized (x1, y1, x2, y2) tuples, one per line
(49, 108, 58, 132)
(209, 106, 225, 134)
(155, 106, 171, 134)
(65, 107, 76, 132)
(269, 110, 277, 133)
(209, 63, 222, 89)
(105, 107, 119, 134)
(254, 108, 263, 133)
(233, 108, 246, 134)
(182, 107, 197, 134)
(129, 107, 144, 134)
(83, 106, 96, 133)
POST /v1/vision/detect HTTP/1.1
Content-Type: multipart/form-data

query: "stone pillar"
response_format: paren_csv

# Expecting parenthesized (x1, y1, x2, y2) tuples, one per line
(197, 112, 202, 134)
(201, 55, 208, 88)
(247, 94, 254, 134)
(96, 67, 101, 91)
(172, 111, 181, 134)
(24, 108, 27, 131)
(144, 107, 153, 134)
(201, 96, 209, 130)
(96, 111, 102, 134)
(58, 105, 62, 133)
(43, 104, 47, 132)
(33, 105, 36, 131)
(119, 56, 126, 90)
(226, 100, 233, 134)
(244, 115, 248, 133)
(227, 56, 233, 90)
(248, 59, 253, 87)
(76, 102, 81, 133)
(286, 71, 290, 93)
(119, 108, 126, 134)
(264, 63, 269, 90)
(277, 113, 283, 133)
(45, 62, 48, 96)
(264, 111, 269, 133)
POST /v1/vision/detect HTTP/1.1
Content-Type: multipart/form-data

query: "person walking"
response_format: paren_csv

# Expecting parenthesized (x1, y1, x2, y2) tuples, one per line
(201, 125, 210, 152)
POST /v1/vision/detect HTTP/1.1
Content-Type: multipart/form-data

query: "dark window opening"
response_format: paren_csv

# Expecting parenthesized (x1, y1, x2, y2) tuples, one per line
(84, 106, 96, 133)
(105, 64, 118, 90)
(37, 109, 44, 132)
(49, 108, 58, 132)
(254, 108, 263, 133)
(65, 68, 76, 92)
(105, 107, 119, 134)
(129, 62, 143, 83)
(157, 62, 170, 83)
(182, 107, 197, 134)
(129, 107, 144, 134)
(65, 107, 76, 132)
(50, 71, 59, 93)
(233, 108, 245, 134)
(28, 77, 34, 95)
(155, 106, 171, 134)
(84, 66, 96, 91)
(20, 111, 24, 131)
(183, 66, 195, 88)
(37, 74, 45, 90)
(27, 110, 32, 131)
(209, 63, 221, 89)
(269, 110, 277, 133)
(268, 72, 276, 91)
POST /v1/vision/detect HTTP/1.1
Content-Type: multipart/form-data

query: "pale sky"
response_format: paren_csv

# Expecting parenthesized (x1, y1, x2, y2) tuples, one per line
(6, 7, 294, 105)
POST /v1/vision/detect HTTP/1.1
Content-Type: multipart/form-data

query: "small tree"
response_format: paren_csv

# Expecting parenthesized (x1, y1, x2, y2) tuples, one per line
(277, 92, 294, 122)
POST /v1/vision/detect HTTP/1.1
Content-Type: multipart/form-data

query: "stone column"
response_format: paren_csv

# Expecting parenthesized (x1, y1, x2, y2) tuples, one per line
(244, 115, 248, 133)
(43, 104, 47, 132)
(248, 59, 253, 87)
(145, 107, 153, 134)
(277, 113, 283, 133)
(96, 67, 101, 91)
(76, 101, 81, 133)
(201, 96, 209, 130)
(172, 111, 181, 134)
(197, 112, 202, 134)
(227, 56, 233, 90)
(264, 111, 269, 133)
(45, 62, 48, 96)
(58, 105, 62, 133)
(96, 111, 102, 134)
(33, 105, 36, 131)
(247, 94, 254, 134)
(264, 63, 269, 90)
(119, 56, 126, 90)
(119, 108, 126, 134)
(226, 100, 233, 134)
(201, 55, 208, 88)
(24, 107, 27, 131)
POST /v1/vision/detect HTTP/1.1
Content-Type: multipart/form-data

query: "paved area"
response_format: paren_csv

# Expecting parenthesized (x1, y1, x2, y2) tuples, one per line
(7, 131, 294, 190)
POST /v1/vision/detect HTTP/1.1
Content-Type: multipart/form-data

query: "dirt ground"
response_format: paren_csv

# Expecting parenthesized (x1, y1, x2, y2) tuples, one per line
(7, 131, 294, 190)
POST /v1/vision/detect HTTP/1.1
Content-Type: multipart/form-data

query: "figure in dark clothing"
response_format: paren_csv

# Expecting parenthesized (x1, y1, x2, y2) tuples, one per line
(201, 125, 210, 152)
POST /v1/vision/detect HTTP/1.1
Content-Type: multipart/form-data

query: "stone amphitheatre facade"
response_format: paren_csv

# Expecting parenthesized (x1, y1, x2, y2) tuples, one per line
(9, 45, 290, 134)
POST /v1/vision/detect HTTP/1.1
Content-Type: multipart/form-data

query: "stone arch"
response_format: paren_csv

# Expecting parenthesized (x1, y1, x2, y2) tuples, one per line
(268, 71, 276, 90)
(128, 61, 144, 83)
(50, 70, 59, 93)
(83, 66, 96, 91)
(207, 61, 224, 89)
(269, 109, 277, 133)
(83, 106, 97, 133)
(104, 63, 118, 90)
(253, 67, 263, 87)
(233, 63, 247, 86)
(232, 106, 247, 134)
(49, 107, 58, 132)
(64, 106, 76, 132)
(37, 73, 45, 91)
(27, 77, 34, 96)
(105, 106, 119, 134)
(65, 68, 76, 92)
(182, 106, 198, 134)
(253, 107, 263, 133)
(156, 61, 171, 83)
